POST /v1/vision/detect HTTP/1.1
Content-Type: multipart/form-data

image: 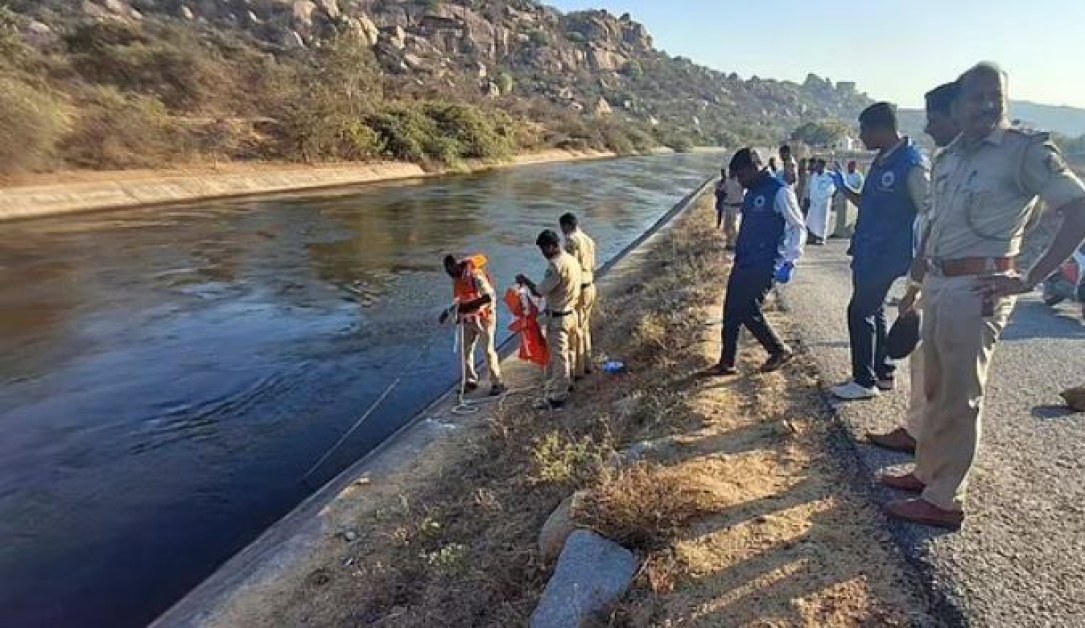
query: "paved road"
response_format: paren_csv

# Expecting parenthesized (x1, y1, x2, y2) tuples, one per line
(782, 240, 1085, 627)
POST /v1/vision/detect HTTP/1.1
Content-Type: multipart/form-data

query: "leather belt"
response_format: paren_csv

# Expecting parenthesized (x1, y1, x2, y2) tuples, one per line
(929, 257, 1015, 277)
(545, 309, 573, 317)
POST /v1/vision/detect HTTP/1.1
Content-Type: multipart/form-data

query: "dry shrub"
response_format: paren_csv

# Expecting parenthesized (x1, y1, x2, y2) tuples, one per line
(577, 462, 732, 550)
(0, 76, 70, 173)
(531, 431, 610, 488)
(61, 86, 176, 169)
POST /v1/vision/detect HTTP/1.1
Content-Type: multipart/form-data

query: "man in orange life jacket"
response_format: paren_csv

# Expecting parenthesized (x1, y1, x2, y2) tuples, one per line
(440, 254, 506, 396)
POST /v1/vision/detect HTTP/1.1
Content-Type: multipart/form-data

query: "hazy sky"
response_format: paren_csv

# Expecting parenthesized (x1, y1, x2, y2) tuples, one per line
(548, 0, 1083, 108)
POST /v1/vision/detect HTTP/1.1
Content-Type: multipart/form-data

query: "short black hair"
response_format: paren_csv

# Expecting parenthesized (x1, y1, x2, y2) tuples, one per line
(442, 254, 456, 267)
(859, 102, 898, 131)
(779, 144, 792, 154)
(925, 81, 960, 116)
(559, 212, 578, 229)
(536, 229, 561, 248)
(728, 147, 762, 174)
(959, 61, 1007, 85)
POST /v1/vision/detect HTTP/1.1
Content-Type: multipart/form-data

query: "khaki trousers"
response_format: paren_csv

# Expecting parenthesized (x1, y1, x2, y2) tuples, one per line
(545, 313, 575, 402)
(570, 284, 597, 375)
(832, 195, 852, 238)
(906, 295, 926, 440)
(721, 205, 741, 248)
(462, 316, 503, 387)
(913, 274, 1014, 511)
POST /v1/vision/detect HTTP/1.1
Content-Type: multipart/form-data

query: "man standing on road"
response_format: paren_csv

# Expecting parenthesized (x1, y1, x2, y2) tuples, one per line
(777, 144, 798, 188)
(832, 161, 865, 238)
(829, 103, 928, 401)
(440, 254, 506, 397)
(867, 80, 961, 454)
(715, 169, 744, 250)
(714, 148, 806, 375)
(806, 158, 837, 245)
(517, 230, 582, 410)
(882, 63, 1085, 530)
(560, 212, 597, 378)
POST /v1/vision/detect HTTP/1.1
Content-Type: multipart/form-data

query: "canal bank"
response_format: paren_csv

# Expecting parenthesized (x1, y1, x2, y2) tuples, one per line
(151, 176, 716, 627)
(0, 149, 623, 221)
(0, 153, 725, 626)
(155, 185, 941, 627)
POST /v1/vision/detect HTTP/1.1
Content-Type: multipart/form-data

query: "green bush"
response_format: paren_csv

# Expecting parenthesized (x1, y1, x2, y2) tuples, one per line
(366, 104, 442, 162)
(421, 101, 513, 160)
(61, 86, 176, 169)
(0, 76, 71, 173)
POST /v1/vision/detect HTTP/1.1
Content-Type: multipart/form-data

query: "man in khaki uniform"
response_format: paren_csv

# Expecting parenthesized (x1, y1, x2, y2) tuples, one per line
(882, 63, 1085, 530)
(867, 79, 962, 454)
(517, 229, 582, 410)
(560, 212, 597, 377)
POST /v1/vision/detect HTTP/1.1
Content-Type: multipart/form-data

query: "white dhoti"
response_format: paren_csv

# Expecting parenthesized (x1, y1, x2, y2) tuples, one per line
(806, 196, 833, 239)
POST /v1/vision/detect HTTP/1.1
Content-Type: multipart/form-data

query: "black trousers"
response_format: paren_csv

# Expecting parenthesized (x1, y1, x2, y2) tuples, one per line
(846, 265, 900, 388)
(720, 263, 786, 367)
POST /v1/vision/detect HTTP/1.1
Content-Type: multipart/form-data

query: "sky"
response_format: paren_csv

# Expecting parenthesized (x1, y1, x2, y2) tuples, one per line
(547, 0, 1084, 109)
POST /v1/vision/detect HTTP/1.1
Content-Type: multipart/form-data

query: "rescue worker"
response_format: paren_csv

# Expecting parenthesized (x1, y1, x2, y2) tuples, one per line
(559, 212, 597, 377)
(805, 158, 837, 245)
(714, 148, 806, 375)
(516, 230, 582, 410)
(867, 80, 961, 454)
(882, 63, 1085, 530)
(715, 169, 744, 250)
(828, 102, 928, 400)
(440, 254, 506, 396)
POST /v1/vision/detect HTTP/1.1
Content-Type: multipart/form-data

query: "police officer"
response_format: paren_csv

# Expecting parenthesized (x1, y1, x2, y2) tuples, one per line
(559, 212, 597, 377)
(882, 63, 1085, 530)
(867, 80, 961, 454)
(714, 148, 806, 375)
(517, 230, 582, 410)
(715, 169, 744, 250)
(829, 103, 929, 401)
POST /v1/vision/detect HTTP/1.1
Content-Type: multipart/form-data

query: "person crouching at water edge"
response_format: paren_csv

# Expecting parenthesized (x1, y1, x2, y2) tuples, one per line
(714, 148, 806, 376)
(440, 254, 506, 396)
(516, 230, 582, 410)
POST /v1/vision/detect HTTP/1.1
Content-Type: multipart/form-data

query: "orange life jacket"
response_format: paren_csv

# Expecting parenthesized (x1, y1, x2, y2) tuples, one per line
(504, 287, 550, 367)
(453, 254, 494, 323)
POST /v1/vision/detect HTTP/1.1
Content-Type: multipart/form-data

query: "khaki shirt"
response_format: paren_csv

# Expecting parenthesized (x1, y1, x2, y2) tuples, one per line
(927, 125, 1085, 259)
(537, 251, 582, 313)
(563, 229, 597, 284)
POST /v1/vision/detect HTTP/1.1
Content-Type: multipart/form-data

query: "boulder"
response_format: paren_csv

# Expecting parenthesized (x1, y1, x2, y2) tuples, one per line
(587, 45, 626, 72)
(292, 0, 317, 29)
(103, 0, 128, 15)
(316, 0, 340, 20)
(352, 15, 379, 46)
(538, 491, 588, 562)
(382, 25, 407, 50)
(180, 5, 195, 20)
(530, 530, 639, 628)
(594, 97, 613, 116)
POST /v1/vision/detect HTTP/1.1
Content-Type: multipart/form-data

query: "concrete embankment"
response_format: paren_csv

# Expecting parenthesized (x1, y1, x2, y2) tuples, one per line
(0, 149, 622, 221)
(151, 176, 714, 628)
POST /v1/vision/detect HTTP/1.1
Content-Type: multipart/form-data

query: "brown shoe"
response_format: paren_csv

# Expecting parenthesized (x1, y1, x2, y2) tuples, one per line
(879, 472, 924, 493)
(866, 427, 917, 454)
(885, 498, 963, 531)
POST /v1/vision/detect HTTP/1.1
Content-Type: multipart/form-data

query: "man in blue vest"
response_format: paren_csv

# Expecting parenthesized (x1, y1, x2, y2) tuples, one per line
(829, 103, 929, 400)
(715, 148, 807, 375)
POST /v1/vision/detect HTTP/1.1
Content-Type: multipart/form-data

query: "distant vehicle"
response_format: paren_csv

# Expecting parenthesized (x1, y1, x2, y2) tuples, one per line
(1042, 249, 1085, 318)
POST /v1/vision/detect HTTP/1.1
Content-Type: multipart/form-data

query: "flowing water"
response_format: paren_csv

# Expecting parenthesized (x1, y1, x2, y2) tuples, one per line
(0, 153, 722, 626)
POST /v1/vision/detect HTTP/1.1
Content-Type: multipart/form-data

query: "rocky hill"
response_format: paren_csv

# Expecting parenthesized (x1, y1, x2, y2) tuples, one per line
(0, 0, 873, 173)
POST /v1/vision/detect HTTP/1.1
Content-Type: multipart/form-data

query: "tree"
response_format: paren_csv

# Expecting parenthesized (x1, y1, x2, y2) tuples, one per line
(790, 120, 850, 148)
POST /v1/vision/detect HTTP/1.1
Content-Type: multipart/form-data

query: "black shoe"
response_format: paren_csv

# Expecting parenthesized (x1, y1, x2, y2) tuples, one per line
(533, 398, 566, 410)
(584, 366, 594, 375)
(760, 350, 794, 373)
(714, 362, 738, 376)
(464, 380, 479, 392)
(489, 383, 507, 397)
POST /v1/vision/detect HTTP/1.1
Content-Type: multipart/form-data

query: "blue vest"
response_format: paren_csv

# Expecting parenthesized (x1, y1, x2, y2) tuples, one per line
(735, 174, 786, 269)
(851, 139, 926, 277)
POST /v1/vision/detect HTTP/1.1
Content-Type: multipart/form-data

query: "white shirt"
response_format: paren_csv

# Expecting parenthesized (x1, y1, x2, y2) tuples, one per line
(808, 172, 837, 203)
(773, 186, 807, 263)
(845, 170, 864, 191)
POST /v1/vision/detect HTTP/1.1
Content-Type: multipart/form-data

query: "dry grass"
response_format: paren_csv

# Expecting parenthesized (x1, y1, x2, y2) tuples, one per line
(216, 193, 938, 627)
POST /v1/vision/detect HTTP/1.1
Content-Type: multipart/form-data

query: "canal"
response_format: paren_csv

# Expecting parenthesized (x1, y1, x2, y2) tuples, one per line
(0, 153, 721, 626)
